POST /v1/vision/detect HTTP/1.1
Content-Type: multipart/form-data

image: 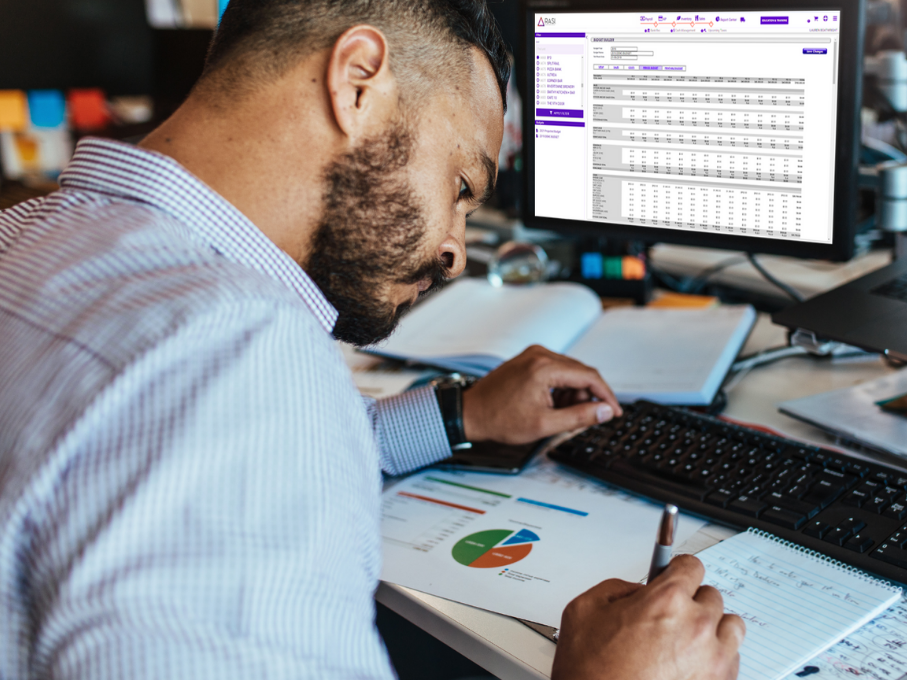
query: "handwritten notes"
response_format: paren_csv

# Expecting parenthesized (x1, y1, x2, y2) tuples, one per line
(783, 596, 907, 679)
(698, 530, 901, 680)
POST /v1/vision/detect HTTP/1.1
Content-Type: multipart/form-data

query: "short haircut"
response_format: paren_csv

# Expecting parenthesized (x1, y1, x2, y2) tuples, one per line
(200, 0, 510, 112)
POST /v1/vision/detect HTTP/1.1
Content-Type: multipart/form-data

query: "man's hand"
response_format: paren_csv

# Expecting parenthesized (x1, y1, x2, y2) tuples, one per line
(461, 345, 622, 445)
(552, 555, 745, 680)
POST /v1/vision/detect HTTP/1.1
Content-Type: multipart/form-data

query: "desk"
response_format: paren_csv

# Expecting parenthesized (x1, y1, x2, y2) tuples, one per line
(373, 312, 904, 680)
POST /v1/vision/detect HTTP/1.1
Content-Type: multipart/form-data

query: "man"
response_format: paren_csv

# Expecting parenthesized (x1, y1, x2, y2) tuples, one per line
(0, 1, 744, 678)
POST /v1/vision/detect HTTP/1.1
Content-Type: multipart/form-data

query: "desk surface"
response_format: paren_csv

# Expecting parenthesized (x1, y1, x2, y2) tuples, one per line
(374, 313, 900, 680)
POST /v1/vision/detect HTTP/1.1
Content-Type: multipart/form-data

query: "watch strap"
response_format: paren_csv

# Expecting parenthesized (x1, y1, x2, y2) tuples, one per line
(435, 382, 470, 450)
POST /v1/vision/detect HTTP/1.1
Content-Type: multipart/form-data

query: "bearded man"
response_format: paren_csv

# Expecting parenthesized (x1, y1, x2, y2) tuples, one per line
(0, 1, 743, 678)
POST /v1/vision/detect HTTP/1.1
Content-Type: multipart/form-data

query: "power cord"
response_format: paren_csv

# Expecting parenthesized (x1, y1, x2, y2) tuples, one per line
(746, 253, 806, 303)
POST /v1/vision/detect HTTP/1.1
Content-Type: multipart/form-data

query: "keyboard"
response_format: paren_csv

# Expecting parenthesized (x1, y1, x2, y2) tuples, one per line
(871, 274, 907, 303)
(549, 400, 907, 585)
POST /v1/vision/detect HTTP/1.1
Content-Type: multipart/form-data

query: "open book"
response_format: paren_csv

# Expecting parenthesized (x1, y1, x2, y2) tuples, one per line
(368, 278, 756, 405)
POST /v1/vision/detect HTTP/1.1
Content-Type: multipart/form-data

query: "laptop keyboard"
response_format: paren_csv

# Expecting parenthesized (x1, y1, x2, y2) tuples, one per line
(871, 274, 907, 303)
(549, 401, 907, 585)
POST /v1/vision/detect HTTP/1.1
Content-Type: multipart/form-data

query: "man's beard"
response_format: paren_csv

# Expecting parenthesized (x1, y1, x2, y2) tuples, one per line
(304, 123, 449, 347)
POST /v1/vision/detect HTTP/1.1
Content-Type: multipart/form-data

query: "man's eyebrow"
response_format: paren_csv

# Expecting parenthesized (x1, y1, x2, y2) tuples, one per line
(475, 151, 497, 206)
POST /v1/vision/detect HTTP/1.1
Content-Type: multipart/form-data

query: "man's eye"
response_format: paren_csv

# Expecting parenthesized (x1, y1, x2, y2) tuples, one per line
(459, 178, 472, 200)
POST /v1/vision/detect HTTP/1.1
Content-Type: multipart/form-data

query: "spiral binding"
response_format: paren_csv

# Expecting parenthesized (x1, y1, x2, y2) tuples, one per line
(745, 527, 903, 594)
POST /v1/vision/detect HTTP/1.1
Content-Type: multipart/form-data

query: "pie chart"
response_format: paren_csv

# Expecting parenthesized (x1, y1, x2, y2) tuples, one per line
(451, 528, 540, 568)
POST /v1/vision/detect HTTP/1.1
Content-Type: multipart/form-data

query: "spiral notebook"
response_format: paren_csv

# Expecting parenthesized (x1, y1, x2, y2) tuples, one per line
(698, 529, 902, 680)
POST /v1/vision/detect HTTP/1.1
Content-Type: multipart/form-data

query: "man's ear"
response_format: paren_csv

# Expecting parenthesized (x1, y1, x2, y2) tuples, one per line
(326, 25, 397, 140)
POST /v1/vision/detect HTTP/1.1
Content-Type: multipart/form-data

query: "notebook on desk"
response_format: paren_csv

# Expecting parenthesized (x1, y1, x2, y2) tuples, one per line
(368, 278, 756, 406)
(698, 529, 901, 680)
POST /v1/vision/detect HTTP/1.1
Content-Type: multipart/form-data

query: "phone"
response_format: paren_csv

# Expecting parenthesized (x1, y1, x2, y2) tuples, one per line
(433, 438, 547, 475)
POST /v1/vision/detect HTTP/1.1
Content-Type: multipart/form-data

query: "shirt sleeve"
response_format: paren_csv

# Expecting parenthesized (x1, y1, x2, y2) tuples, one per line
(363, 386, 452, 477)
(32, 303, 397, 680)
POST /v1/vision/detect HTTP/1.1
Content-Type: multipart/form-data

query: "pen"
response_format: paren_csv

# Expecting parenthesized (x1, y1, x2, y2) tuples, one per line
(648, 504, 679, 583)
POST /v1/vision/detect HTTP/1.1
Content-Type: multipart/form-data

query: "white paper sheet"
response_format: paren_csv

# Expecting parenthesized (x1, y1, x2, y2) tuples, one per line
(380, 457, 706, 628)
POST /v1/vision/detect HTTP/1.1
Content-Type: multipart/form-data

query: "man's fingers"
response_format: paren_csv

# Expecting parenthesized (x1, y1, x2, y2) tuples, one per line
(539, 400, 615, 435)
(584, 578, 645, 603)
(546, 363, 622, 418)
(652, 554, 706, 598)
(692, 584, 725, 615)
(716, 613, 746, 650)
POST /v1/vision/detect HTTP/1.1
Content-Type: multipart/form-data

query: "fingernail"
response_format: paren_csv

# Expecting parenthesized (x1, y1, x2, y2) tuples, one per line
(596, 404, 614, 423)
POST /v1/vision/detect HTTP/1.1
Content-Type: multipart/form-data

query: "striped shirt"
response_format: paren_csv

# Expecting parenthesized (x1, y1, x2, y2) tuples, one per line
(0, 138, 452, 679)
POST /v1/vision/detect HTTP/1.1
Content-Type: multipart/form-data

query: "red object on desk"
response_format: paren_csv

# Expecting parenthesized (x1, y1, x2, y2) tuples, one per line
(68, 89, 110, 131)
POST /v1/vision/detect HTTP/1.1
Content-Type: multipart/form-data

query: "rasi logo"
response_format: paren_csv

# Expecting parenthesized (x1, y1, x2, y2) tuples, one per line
(538, 17, 556, 26)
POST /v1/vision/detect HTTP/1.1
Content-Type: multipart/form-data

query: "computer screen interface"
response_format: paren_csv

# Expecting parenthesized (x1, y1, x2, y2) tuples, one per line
(531, 9, 843, 248)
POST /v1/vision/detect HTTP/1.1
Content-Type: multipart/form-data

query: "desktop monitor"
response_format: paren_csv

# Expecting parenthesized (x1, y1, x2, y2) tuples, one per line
(520, 0, 865, 261)
(0, 0, 154, 95)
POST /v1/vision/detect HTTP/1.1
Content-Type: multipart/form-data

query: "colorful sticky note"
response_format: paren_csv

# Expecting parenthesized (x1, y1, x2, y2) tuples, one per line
(28, 90, 66, 129)
(0, 90, 28, 132)
(68, 89, 110, 131)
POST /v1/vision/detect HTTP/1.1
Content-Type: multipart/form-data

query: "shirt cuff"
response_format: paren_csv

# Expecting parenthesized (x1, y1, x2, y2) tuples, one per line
(373, 385, 451, 476)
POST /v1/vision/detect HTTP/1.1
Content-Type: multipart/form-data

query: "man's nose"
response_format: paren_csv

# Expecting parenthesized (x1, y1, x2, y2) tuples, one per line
(439, 233, 467, 278)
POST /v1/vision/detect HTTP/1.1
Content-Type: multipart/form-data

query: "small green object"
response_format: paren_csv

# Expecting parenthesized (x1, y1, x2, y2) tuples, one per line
(425, 476, 512, 498)
(603, 257, 624, 279)
(452, 529, 512, 566)
(877, 392, 907, 418)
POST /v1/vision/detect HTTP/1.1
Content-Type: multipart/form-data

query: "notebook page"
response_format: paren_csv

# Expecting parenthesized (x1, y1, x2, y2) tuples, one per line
(781, 595, 907, 679)
(369, 278, 602, 371)
(565, 305, 755, 405)
(698, 529, 902, 680)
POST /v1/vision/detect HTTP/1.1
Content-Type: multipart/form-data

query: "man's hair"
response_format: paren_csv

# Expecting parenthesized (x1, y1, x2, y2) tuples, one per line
(200, 0, 510, 111)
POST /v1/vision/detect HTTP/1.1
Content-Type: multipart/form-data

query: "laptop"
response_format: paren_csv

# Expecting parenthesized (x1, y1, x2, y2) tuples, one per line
(773, 257, 907, 361)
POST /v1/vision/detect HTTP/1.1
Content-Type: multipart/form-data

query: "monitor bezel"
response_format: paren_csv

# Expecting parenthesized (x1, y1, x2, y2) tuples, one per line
(519, 0, 864, 262)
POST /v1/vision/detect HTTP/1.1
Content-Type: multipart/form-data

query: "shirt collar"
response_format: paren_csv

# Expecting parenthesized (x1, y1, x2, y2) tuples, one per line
(59, 137, 339, 334)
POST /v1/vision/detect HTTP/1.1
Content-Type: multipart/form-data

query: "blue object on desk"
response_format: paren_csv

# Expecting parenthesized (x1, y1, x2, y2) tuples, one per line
(580, 252, 603, 279)
(28, 90, 66, 128)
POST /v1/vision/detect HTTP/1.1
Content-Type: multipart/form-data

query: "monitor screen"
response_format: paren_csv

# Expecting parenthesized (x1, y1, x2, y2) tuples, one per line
(521, 0, 864, 261)
(0, 0, 154, 95)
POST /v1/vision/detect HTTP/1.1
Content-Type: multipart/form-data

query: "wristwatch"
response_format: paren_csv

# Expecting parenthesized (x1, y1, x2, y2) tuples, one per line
(431, 374, 475, 451)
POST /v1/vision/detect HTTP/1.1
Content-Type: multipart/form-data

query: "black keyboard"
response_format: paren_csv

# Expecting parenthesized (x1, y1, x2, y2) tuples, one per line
(549, 400, 907, 585)
(871, 274, 907, 303)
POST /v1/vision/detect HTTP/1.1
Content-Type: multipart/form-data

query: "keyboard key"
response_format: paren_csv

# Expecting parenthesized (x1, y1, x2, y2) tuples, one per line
(802, 479, 846, 509)
(706, 488, 737, 508)
(866, 496, 890, 514)
(841, 489, 870, 507)
(728, 495, 767, 517)
(837, 518, 867, 534)
(824, 526, 854, 546)
(885, 502, 907, 521)
(765, 491, 820, 518)
(763, 506, 807, 530)
(803, 520, 830, 539)
(785, 483, 808, 499)
(815, 469, 858, 489)
(881, 486, 902, 500)
(845, 533, 875, 554)
(873, 543, 907, 569)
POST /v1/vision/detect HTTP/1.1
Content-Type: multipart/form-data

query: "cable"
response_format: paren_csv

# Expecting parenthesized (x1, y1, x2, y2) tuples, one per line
(731, 345, 809, 373)
(648, 255, 747, 295)
(746, 253, 806, 303)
